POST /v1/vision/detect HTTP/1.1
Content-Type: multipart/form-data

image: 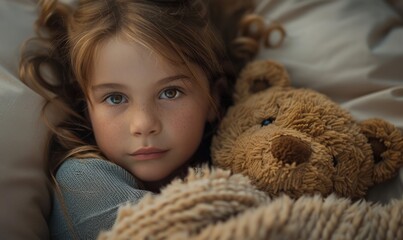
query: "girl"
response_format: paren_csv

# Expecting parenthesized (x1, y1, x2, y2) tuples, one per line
(20, 0, 232, 239)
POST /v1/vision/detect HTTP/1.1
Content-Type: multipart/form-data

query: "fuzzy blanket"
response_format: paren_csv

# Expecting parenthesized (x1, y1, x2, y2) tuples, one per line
(98, 168, 403, 240)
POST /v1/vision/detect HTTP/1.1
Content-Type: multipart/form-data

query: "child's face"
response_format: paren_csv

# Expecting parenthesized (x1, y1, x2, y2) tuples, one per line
(87, 38, 214, 182)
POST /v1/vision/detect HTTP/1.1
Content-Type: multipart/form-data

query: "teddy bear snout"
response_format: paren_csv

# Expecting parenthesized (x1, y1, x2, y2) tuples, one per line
(271, 135, 312, 165)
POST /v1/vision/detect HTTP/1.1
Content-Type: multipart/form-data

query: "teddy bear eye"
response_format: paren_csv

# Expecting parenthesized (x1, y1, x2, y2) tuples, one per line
(261, 117, 275, 126)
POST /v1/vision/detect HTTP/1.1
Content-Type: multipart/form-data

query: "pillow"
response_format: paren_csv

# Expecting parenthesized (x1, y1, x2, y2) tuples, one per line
(254, 0, 403, 127)
(0, 1, 50, 239)
(253, 0, 403, 202)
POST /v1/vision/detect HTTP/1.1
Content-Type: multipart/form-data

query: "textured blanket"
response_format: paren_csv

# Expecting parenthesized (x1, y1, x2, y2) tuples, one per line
(98, 168, 403, 240)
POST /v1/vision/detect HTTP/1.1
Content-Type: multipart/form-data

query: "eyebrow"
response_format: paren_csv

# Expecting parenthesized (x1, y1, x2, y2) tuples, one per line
(91, 74, 189, 92)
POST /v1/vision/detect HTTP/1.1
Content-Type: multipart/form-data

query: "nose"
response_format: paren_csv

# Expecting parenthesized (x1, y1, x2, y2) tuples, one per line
(271, 135, 312, 165)
(130, 105, 161, 137)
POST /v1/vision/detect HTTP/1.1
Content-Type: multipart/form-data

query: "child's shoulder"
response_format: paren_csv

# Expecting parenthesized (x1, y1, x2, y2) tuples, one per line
(50, 158, 149, 239)
(56, 158, 125, 177)
(57, 158, 122, 172)
(55, 158, 141, 190)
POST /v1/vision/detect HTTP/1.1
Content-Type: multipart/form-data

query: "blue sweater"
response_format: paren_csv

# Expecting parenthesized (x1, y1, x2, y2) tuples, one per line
(49, 158, 150, 240)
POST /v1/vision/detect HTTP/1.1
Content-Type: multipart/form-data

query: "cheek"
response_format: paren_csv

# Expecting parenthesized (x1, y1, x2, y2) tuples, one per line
(93, 120, 121, 141)
(167, 104, 208, 140)
(88, 107, 124, 156)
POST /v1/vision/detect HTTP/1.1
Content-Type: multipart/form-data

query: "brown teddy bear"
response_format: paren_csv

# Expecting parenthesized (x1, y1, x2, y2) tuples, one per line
(211, 60, 403, 199)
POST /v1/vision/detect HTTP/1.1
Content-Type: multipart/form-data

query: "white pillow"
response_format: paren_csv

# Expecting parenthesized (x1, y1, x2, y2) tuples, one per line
(254, 0, 403, 202)
(0, 1, 50, 239)
(254, 0, 403, 128)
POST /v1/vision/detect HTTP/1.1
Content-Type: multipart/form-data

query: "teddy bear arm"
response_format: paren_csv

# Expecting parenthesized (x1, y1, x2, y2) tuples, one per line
(359, 118, 403, 184)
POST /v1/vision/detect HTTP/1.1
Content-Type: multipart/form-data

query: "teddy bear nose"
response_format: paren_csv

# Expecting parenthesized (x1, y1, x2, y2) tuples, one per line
(271, 135, 312, 165)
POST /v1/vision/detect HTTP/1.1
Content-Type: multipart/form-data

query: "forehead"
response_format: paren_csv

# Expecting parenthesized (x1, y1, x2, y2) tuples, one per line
(90, 37, 206, 85)
(93, 38, 175, 77)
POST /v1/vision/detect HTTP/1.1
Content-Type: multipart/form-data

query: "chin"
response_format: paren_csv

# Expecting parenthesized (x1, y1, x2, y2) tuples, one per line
(135, 173, 162, 182)
(133, 168, 171, 182)
(132, 164, 189, 192)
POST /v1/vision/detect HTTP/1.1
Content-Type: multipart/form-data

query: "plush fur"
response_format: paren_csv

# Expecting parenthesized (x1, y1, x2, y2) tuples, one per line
(212, 60, 403, 199)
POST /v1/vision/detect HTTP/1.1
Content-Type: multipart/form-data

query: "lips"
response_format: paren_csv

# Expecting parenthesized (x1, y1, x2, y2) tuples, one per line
(130, 147, 169, 161)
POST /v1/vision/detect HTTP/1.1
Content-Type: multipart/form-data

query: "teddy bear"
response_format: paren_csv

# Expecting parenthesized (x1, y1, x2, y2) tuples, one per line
(211, 60, 403, 199)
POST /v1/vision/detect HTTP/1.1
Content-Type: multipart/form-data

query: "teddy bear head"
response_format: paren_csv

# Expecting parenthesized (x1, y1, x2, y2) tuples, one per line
(211, 60, 403, 199)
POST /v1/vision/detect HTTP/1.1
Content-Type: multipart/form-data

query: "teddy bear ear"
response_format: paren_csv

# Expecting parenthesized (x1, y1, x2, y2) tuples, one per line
(233, 60, 291, 103)
(359, 118, 403, 184)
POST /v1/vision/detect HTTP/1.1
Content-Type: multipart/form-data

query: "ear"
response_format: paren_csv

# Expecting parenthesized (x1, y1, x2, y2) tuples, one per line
(233, 60, 290, 103)
(359, 118, 403, 184)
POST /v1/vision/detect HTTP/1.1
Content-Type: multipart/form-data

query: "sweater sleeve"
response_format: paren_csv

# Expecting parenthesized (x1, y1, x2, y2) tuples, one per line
(49, 158, 150, 240)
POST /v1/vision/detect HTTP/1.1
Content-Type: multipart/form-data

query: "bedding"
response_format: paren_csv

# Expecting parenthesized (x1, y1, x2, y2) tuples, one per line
(99, 168, 403, 240)
(0, 0, 402, 239)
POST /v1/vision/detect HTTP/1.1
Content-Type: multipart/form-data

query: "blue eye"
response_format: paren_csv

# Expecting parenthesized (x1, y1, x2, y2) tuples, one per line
(261, 117, 275, 126)
(105, 94, 127, 105)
